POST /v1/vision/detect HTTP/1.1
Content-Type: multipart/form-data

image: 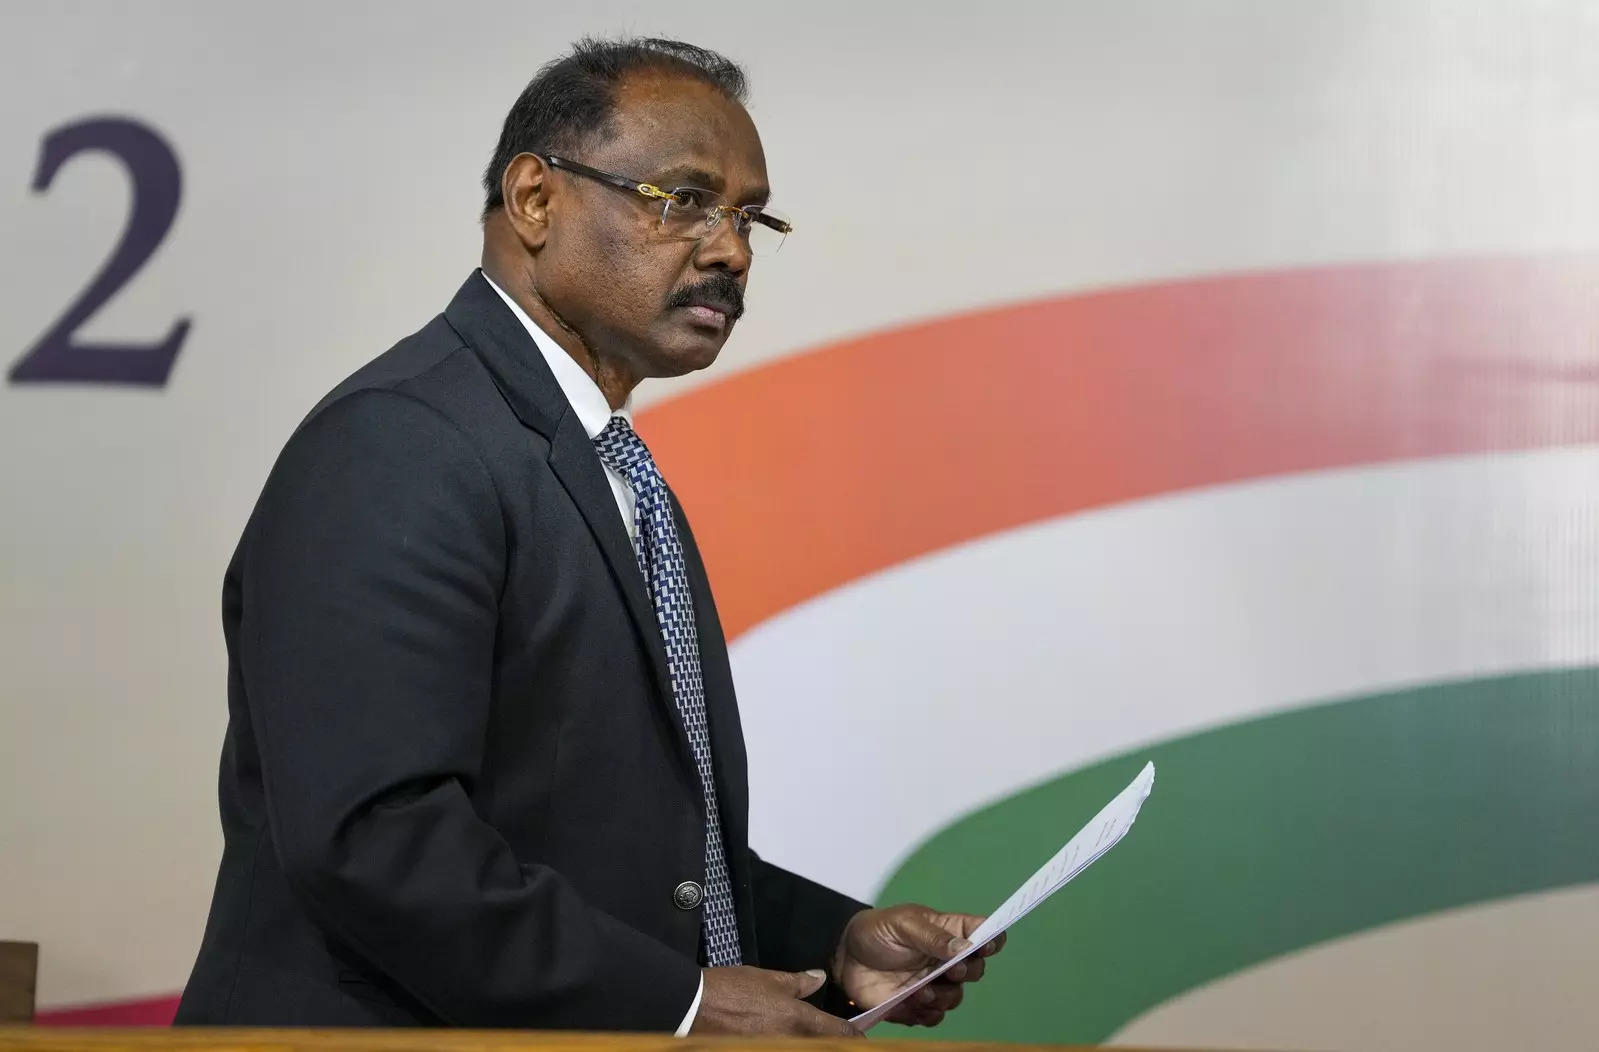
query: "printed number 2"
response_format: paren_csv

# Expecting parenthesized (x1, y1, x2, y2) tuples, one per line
(9, 117, 190, 386)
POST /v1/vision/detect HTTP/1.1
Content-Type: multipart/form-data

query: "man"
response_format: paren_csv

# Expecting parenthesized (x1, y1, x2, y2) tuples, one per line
(177, 37, 1001, 1035)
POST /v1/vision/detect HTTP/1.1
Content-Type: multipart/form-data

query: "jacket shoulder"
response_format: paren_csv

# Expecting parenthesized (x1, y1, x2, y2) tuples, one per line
(298, 314, 498, 433)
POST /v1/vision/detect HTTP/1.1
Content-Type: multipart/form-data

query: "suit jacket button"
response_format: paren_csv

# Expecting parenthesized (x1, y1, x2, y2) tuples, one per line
(673, 880, 704, 910)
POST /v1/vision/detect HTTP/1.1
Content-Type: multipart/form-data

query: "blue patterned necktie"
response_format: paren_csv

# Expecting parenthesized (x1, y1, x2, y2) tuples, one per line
(593, 415, 743, 967)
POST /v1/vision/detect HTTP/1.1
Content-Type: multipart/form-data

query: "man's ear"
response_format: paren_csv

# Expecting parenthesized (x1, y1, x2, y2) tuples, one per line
(501, 153, 553, 251)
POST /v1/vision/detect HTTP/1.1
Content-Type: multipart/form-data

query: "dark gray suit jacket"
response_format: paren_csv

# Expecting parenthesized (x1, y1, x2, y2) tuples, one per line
(176, 272, 867, 1030)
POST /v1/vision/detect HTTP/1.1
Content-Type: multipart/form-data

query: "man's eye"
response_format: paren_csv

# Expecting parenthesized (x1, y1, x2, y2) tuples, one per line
(670, 189, 706, 210)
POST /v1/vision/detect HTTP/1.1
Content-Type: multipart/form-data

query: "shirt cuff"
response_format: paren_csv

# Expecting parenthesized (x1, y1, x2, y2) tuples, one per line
(674, 972, 705, 1037)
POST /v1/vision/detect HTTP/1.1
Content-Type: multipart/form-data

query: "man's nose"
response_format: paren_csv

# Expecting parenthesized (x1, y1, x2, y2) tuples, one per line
(692, 211, 752, 276)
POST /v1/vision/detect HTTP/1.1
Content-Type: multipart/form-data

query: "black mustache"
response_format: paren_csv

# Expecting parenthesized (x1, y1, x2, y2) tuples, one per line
(666, 275, 745, 321)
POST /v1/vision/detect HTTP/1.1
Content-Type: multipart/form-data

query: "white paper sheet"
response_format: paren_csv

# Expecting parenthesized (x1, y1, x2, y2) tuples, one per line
(848, 761, 1156, 1031)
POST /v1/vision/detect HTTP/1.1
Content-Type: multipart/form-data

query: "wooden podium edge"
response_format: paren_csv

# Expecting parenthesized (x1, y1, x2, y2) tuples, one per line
(0, 1027, 1183, 1051)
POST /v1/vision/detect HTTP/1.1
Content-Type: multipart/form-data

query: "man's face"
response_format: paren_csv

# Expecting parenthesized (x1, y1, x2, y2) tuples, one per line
(535, 69, 770, 379)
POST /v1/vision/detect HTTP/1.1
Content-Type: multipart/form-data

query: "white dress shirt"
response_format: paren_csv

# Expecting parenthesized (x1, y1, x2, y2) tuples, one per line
(483, 272, 705, 1036)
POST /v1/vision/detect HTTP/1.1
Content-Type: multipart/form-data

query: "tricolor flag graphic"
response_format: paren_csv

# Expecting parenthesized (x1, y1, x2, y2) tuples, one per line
(641, 256, 1599, 1047)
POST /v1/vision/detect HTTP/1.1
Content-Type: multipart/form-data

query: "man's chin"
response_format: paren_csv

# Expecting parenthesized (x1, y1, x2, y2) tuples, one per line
(646, 330, 731, 377)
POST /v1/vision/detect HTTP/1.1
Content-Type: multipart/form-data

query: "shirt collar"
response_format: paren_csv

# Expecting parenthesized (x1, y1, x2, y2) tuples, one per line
(480, 270, 631, 440)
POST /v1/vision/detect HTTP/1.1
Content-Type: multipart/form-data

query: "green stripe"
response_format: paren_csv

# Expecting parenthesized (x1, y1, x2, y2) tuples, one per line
(873, 668, 1599, 1043)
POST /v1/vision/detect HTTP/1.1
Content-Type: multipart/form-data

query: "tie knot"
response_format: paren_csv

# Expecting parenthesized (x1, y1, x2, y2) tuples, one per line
(593, 415, 660, 490)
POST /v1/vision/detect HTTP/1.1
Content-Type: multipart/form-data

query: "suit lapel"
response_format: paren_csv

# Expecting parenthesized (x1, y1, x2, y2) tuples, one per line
(442, 271, 695, 773)
(547, 416, 693, 769)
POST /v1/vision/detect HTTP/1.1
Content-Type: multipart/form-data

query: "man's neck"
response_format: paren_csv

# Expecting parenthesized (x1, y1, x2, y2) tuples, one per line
(480, 255, 639, 411)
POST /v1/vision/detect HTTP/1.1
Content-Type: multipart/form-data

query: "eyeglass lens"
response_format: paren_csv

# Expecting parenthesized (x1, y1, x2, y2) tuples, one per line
(660, 190, 787, 254)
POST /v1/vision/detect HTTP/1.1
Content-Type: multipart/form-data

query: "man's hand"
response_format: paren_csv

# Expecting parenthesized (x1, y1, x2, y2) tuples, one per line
(831, 904, 1006, 1028)
(691, 965, 860, 1037)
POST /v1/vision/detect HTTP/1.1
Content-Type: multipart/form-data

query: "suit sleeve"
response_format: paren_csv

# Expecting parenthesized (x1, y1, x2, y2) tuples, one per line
(241, 388, 699, 1030)
(750, 850, 870, 1015)
(750, 852, 870, 971)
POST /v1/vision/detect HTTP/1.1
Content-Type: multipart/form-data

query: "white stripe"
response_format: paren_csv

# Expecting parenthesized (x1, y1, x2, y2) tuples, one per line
(1111, 882, 1599, 1051)
(732, 446, 1599, 899)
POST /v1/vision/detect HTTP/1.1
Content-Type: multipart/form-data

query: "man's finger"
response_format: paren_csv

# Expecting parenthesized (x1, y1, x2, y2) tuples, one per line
(942, 957, 981, 982)
(928, 982, 965, 1011)
(943, 912, 988, 938)
(890, 993, 958, 1028)
(784, 967, 828, 999)
(910, 980, 966, 1010)
(890, 1004, 938, 1028)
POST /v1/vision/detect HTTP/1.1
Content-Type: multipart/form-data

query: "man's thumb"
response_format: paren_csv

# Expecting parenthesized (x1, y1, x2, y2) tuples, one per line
(791, 968, 828, 998)
(905, 914, 973, 960)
